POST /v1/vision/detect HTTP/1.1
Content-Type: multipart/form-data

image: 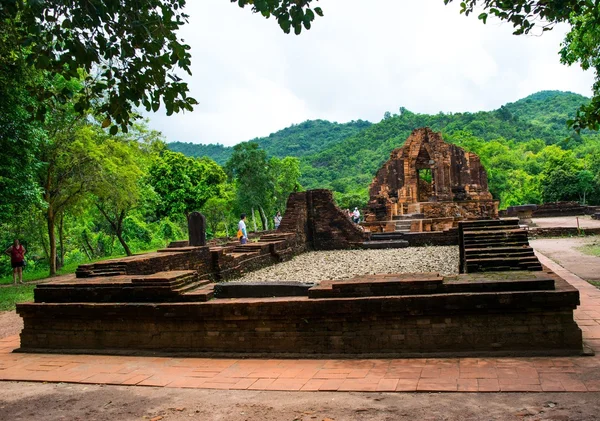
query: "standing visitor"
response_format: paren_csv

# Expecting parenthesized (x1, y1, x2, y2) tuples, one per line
(237, 213, 248, 244)
(274, 211, 282, 230)
(352, 207, 361, 223)
(4, 239, 26, 285)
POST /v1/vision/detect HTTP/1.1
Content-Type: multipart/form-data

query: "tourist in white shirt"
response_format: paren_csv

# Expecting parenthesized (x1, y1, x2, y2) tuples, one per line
(238, 214, 248, 244)
(352, 207, 360, 223)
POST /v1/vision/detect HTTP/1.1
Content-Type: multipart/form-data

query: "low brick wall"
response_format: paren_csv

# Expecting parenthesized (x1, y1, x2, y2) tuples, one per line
(403, 229, 459, 246)
(529, 227, 600, 238)
(17, 276, 582, 357)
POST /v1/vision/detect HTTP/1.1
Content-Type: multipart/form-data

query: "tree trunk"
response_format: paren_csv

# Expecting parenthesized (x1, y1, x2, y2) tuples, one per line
(96, 205, 132, 256)
(83, 230, 95, 258)
(58, 212, 65, 270)
(47, 208, 57, 276)
(258, 206, 268, 231)
(81, 242, 92, 260)
(223, 218, 229, 238)
(38, 225, 49, 260)
(251, 207, 258, 233)
(116, 231, 132, 256)
(115, 211, 132, 256)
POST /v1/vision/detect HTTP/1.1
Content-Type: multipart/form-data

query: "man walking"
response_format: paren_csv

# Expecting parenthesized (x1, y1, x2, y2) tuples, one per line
(238, 214, 248, 244)
(352, 207, 361, 224)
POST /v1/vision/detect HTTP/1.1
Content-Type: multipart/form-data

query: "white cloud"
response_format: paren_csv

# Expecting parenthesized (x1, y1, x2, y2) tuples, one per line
(144, 0, 595, 145)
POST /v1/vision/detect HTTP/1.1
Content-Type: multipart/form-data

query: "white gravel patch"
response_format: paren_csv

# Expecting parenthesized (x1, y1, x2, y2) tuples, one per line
(237, 246, 459, 283)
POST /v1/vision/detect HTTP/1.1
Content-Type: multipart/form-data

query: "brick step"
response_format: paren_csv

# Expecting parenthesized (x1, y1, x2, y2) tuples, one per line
(79, 270, 126, 277)
(464, 246, 534, 253)
(463, 237, 529, 244)
(461, 225, 521, 232)
(465, 252, 536, 261)
(180, 284, 214, 302)
(466, 258, 541, 270)
(127, 276, 197, 288)
(131, 270, 197, 284)
(463, 229, 528, 237)
(362, 240, 410, 249)
(309, 274, 444, 299)
(460, 219, 519, 228)
(465, 241, 529, 249)
(172, 279, 212, 294)
(371, 233, 406, 241)
(393, 213, 424, 220)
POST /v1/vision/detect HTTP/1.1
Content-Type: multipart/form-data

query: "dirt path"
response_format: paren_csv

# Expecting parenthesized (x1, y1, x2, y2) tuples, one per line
(532, 215, 600, 229)
(530, 236, 600, 281)
(1, 381, 599, 421)
(0, 311, 22, 339)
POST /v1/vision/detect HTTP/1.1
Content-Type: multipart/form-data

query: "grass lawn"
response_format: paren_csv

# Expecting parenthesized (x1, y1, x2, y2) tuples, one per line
(589, 280, 600, 290)
(0, 260, 82, 286)
(0, 284, 35, 311)
(579, 243, 600, 257)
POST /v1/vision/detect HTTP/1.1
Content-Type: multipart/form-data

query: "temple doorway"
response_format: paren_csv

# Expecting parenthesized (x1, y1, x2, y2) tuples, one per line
(417, 168, 433, 202)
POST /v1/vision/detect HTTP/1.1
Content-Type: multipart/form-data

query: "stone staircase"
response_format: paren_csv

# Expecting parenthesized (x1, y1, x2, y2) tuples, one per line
(35, 270, 214, 303)
(392, 213, 424, 233)
(76, 261, 128, 278)
(362, 232, 409, 249)
(459, 219, 543, 273)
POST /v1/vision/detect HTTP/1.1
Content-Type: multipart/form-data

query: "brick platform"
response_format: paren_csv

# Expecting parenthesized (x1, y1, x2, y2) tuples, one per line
(1, 252, 599, 392)
(16, 268, 582, 356)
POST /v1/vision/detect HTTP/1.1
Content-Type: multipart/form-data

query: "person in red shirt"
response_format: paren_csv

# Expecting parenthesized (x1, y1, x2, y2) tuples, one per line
(4, 239, 26, 285)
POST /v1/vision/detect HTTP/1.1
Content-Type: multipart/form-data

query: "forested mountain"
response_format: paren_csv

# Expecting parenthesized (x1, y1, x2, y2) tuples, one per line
(169, 91, 600, 211)
(300, 91, 590, 192)
(169, 119, 372, 165)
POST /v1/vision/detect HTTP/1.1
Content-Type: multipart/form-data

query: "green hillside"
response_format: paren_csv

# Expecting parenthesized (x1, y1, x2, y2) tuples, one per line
(300, 91, 589, 192)
(168, 119, 371, 166)
(170, 91, 600, 209)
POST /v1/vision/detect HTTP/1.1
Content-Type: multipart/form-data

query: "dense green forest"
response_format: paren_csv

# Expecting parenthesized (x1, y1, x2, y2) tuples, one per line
(169, 119, 372, 166)
(170, 90, 600, 211)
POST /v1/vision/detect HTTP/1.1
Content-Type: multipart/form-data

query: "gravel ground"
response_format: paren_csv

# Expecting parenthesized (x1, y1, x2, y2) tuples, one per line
(237, 246, 459, 283)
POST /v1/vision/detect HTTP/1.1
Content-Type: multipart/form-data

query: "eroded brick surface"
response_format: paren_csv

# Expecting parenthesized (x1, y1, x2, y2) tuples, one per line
(365, 128, 499, 230)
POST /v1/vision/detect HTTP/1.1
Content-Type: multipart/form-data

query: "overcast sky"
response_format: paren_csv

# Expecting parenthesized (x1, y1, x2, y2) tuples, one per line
(146, 0, 594, 146)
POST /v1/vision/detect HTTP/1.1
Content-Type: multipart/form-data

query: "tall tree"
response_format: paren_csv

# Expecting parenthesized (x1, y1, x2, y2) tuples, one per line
(225, 143, 273, 231)
(0, 23, 43, 224)
(270, 156, 302, 213)
(1, 0, 196, 130)
(147, 150, 227, 220)
(91, 131, 153, 256)
(38, 120, 100, 276)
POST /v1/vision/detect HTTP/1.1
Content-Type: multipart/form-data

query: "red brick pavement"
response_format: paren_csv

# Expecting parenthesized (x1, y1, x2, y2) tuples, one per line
(1, 252, 600, 392)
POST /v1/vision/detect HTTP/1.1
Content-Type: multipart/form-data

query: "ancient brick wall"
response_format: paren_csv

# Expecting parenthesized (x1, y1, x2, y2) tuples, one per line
(532, 202, 595, 217)
(367, 128, 498, 222)
(17, 276, 581, 356)
(278, 189, 369, 250)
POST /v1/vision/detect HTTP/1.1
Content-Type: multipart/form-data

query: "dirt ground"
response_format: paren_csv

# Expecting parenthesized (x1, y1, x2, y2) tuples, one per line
(1, 381, 600, 421)
(530, 236, 600, 281)
(2, 235, 600, 420)
(0, 309, 22, 339)
(531, 215, 600, 229)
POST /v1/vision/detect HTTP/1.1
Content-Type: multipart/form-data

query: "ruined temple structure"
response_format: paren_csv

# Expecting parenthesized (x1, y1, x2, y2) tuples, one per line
(364, 128, 499, 233)
(15, 189, 583, 357)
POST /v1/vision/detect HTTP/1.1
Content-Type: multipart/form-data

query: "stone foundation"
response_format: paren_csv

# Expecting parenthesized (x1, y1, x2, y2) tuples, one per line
(17, 270, 582, 357)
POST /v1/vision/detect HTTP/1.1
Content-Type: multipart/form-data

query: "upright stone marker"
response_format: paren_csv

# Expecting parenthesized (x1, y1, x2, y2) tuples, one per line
(188, 211, 206, 246)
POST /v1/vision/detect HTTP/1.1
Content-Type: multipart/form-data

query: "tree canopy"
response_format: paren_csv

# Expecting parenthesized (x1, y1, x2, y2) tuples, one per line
(1, 0, 196, 131)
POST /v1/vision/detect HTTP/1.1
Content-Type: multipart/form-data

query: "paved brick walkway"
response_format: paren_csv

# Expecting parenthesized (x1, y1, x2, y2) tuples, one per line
(1, 252, 600, 392)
